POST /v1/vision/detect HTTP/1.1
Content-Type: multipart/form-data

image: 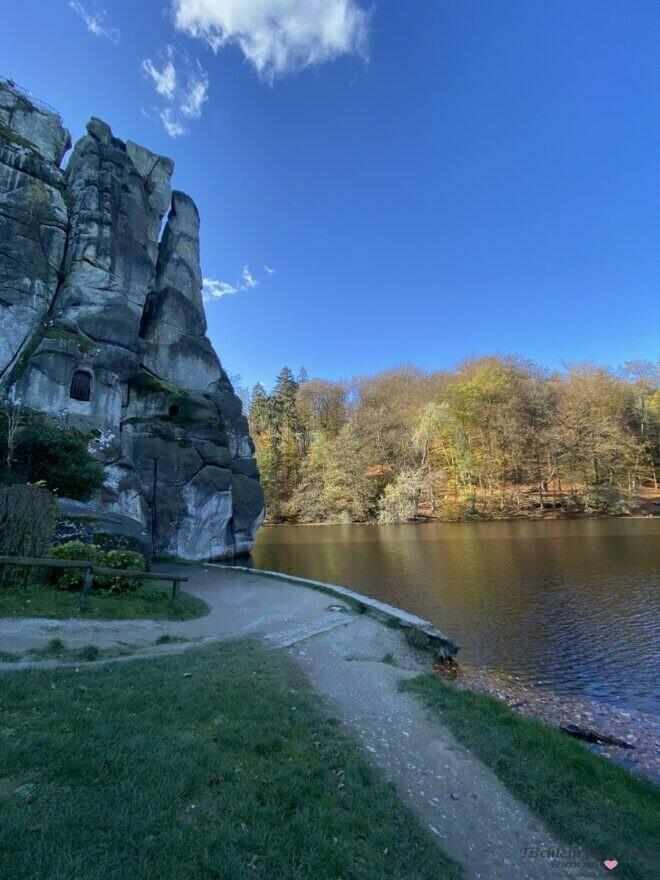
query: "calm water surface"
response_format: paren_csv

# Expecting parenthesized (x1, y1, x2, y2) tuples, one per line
(251, 520, 660, 715)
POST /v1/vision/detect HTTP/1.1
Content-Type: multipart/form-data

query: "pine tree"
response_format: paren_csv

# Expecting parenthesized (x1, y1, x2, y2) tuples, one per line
(272, 367, 299, 435)
(249, 382, 272, 435)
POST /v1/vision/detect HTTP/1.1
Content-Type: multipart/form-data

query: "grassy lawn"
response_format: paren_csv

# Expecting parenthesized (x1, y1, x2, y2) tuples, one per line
(406, 675, 660, 880)
(0, 641, 463, 880)
(0, 580, 209, 621)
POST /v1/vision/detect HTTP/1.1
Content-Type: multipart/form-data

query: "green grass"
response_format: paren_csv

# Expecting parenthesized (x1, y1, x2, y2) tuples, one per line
(0, 641, 462, 880)
(406, 675, 660, 880)
(154, 634, 187, 645)
(24, 638, 136, 664)
(0, 636, 195, 665)
(0, 580, 209, 621)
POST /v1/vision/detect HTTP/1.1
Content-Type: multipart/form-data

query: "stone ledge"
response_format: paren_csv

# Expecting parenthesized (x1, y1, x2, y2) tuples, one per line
(213, 564, 460, 659)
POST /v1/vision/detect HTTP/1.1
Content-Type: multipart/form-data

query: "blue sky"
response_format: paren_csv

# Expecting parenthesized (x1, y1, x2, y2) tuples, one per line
(2, 1, 658, 389)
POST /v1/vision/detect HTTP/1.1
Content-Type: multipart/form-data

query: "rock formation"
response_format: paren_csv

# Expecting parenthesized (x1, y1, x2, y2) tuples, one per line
(0, 80, 264, 560)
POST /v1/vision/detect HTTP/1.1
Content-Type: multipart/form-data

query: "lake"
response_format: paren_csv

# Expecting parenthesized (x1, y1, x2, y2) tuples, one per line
(250, 519, 660, 716)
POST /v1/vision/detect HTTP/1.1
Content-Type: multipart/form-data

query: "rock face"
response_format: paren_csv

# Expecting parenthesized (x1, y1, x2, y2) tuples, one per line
(0, 80, 264, 560)
(0, 84, 70, 377)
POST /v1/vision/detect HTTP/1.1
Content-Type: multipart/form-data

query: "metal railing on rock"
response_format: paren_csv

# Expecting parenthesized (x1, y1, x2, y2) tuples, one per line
(0, 76, 62, 122)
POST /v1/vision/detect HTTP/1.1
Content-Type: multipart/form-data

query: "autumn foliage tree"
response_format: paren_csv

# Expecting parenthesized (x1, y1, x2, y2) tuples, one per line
(249, 357, 659, 523)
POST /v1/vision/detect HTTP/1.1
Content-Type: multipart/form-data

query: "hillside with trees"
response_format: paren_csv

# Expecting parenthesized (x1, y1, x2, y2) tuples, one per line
(247, 357, 659, 524)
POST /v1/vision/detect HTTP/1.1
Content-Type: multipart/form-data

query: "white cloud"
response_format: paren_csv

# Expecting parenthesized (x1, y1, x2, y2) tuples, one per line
(203, 264, 269, 303)
(160, 109, 188, 138)
(143, 57, 177, 99)
(264, 264, 276, 274)
(241, 265, 259, 289)
(142, 46, 209, 138)
(180, 77, 208, 117)
(203, 278, 238, 300)
(170, 0, 370, 81)
(69, 1, 120, 43)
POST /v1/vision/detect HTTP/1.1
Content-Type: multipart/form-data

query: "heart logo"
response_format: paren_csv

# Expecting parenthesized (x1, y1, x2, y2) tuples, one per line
(603, 860, 618, 870)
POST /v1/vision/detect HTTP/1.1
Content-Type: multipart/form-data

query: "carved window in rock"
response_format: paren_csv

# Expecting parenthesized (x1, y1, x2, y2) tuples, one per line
(69, 370, 92, 402)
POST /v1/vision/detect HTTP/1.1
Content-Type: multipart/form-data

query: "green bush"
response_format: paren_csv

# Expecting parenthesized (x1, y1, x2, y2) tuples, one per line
(95, 549, 145, 594)
(0, 484, 57, 561)
(48, 541, 102, 590)
(0, 413, 104, 501)
(48, 542, 145, 594)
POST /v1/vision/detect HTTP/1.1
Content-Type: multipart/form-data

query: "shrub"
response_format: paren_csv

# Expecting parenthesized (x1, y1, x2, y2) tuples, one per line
(0, 484, 57, 559)
(48, 541, 102, 590)
(88, 533, 146, 555)
(0, 413, 104, 501)
(77, 644, 101, 662)
(48, 542, 145, 593)
(95, 549, 145, 594)
(582, 486, 631, 515)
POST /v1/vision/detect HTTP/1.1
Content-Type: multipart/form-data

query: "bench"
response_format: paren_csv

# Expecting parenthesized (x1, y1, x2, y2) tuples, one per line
(0, 555, 188, 601)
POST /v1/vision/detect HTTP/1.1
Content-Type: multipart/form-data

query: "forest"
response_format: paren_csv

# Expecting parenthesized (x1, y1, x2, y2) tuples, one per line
(245, 356, 659, 524)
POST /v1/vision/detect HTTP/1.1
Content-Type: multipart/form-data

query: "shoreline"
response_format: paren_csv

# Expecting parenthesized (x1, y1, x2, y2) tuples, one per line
(262, 511, 659, 527)
(436, 661, 660, 784)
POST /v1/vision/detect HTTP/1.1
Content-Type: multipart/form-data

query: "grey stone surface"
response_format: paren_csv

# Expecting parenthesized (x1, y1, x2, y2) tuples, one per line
(55, 498, 151, 556)
(0, 82, 70, 377)
(0, 81, 71, 164)
(45, 116, 170, 353)
(141, 191, 225, 391)
(0, 84, 264, 560)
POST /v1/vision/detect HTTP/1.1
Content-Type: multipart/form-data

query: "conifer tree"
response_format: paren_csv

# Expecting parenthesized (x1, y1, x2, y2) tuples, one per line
(249, 382, 272, 435)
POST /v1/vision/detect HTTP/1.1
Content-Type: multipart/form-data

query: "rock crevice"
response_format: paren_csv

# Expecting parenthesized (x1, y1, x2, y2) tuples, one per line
(0, 81, 264, 560)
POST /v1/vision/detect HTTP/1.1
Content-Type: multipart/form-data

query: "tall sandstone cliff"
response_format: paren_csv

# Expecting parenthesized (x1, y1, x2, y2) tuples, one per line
(0, 81, 264, 559)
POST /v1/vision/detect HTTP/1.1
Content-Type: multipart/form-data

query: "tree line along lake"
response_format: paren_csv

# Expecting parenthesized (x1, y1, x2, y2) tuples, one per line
(250, 518, 660, 717)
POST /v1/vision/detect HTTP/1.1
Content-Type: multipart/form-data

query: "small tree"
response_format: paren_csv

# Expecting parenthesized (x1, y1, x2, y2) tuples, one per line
(1, 389, 22, 470)
(249, 383, 273, 435)
(378, 469, 426, 524)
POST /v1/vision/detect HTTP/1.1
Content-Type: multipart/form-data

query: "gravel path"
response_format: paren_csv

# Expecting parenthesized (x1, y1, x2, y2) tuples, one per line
(291, 615, 606, 880)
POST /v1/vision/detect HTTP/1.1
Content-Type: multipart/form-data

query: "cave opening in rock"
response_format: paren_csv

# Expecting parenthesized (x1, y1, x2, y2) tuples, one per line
(69, 370, 92, 402)
(168, 404, 181, 418)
